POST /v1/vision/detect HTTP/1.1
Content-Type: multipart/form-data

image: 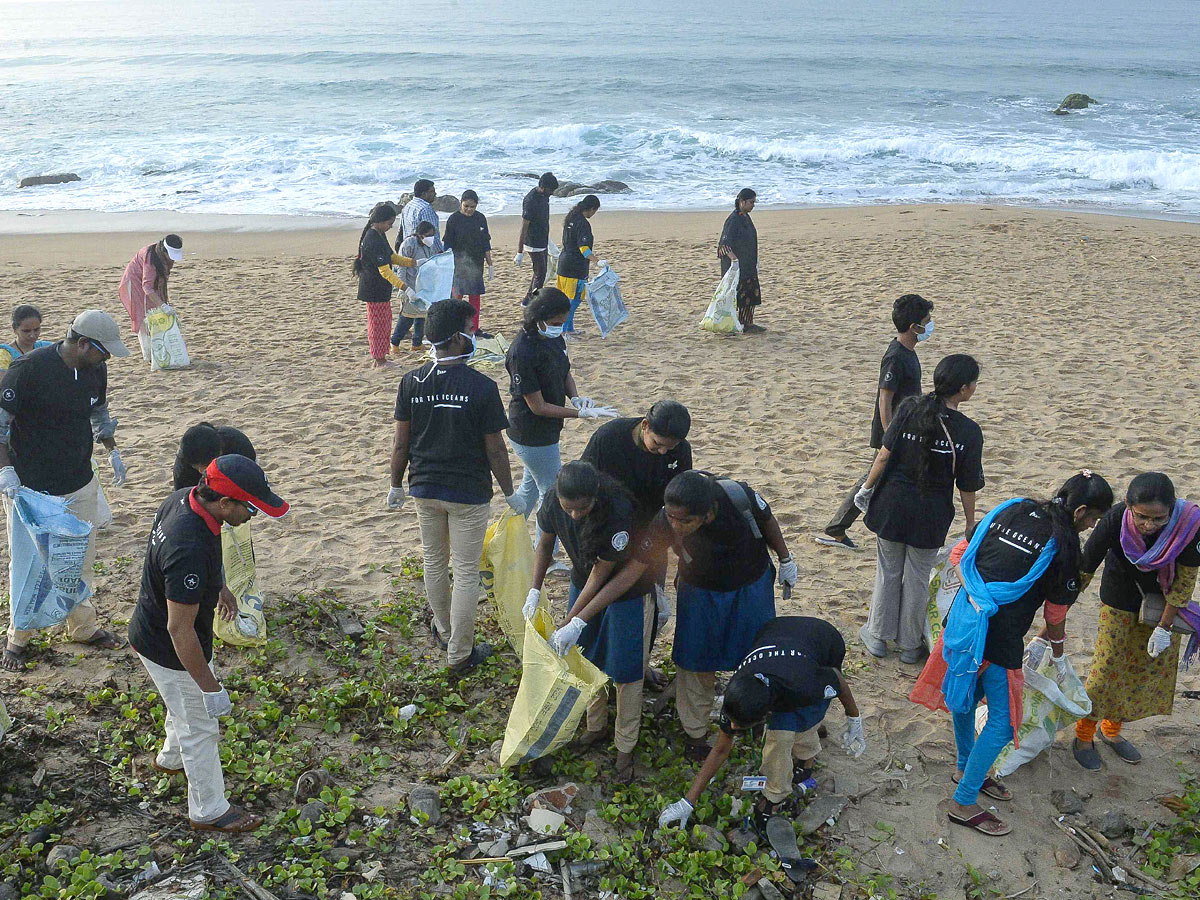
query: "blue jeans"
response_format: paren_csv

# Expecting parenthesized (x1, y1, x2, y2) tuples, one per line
(563, 282, 585, 332)
(952, 663, 1012, 805)
(509, 439, 562, 549)
(392, 315, 424, 348)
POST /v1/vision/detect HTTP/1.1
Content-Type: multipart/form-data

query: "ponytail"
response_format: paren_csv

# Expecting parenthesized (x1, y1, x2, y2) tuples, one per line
(352, 202, 398, 276)
(735, 187, 756, 210)
(568, 194, 600, 220)
(903, 354, 980, 489)
(1038, 470, 1113, 594)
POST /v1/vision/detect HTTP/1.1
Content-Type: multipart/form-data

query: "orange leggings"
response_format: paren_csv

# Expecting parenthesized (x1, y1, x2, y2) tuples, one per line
(1075, 717, 1122, 742)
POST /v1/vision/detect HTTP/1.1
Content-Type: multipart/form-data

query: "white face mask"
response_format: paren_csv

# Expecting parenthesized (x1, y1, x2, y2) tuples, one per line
(421, 236, 435, 247)
(538, 322, 564, 339)
(916, 320, 934, 342)
(434, 331, 475, 363)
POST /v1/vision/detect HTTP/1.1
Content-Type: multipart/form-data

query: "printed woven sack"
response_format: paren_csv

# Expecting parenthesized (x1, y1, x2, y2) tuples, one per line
(586, 265, 628, 338)
(213, 521, 267, 646)
(414, 250, 455, 305)
(923, 545, 959, 651)
(480, 510, 536, 656)
(146, 304, 190, 370)
(8, 489, 92, 631)
(546, 238, 561, 281)
(701, 262, 742, 334)
(500, 607, 608, 767)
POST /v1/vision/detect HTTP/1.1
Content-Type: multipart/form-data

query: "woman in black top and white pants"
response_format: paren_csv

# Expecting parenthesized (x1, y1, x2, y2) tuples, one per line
(856, 354, 985, 664)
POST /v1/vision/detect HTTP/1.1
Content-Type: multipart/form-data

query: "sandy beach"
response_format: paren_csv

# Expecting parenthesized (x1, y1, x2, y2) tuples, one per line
(2, 203, 1198, 896)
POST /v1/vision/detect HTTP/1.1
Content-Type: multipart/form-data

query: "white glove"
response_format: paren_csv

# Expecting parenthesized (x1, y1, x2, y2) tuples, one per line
(658, 798, 693, 829)
(841, 716, 866, 758)
(0, 466, 20, 499)
(853, 485, 875, 514)
(1052, 654, 1070, 681)
(108, 449, 127, 487)
(523, 588, 541, 621)
(570, 397, 596, 411)
(1026, 637, 1050, 670)
(202, 687, 233, 718)
(513, 252, 524, 267)
(386, 486, 406, 510)
(654, 584, 673, 628)
(403, 286, 419, 304)
(505, 493, 524, 513)
(577, 406, 620, 419)
(777, 556, 798, 601)
(487, 263, 494, 282)
(549, 617, 586, 656)
(1147, 626, 1172, 659)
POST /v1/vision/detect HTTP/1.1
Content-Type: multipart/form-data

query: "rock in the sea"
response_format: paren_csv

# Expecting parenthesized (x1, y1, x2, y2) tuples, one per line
(18, 173, 80, 189)
(45, 844, 82, 870)
(591, 179, 632, 194)
(432, 194, 460, 213)
(502, 172, 540, 180)
(395, 192, 413, 211)
(408, 785, 442, 825)
(1054, 93, 1099, 114)
(552, 182, 585, 198)
(1051, 789, 1083, 815)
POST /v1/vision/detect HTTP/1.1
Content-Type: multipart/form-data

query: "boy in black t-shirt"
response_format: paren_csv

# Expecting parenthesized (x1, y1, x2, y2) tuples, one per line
(816, 294, 933, 552)
(516, 172, 559, 305)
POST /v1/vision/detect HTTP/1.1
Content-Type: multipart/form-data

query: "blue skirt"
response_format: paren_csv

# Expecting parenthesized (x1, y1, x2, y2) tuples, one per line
(672, 564, 776, 672)
(769, 699, 831, 734)
(568, 582, 648, 684)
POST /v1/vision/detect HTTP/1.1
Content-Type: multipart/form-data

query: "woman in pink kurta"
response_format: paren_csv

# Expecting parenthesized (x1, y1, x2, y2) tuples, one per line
(120, 234, 183, 359)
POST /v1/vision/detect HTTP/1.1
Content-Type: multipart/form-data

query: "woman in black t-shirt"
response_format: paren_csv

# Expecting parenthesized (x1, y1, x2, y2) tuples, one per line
(858, 354, 985, 665)
(506, 289, 617, 574)
(353, 202, 420, 369)
(556, 195, 599, 334)
(172, 422, 257, 490)
(529, 462, 654, 780)
(911, 473, 1113, 836)
(442, 190, 493, 335)
(717, 188, 762, 332)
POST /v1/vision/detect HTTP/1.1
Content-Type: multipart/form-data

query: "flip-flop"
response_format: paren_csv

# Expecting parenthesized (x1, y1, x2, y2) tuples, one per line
(1, 644, 28, 672)
(79, 629, 123, 651)
(191, 805, 263, 833)
(952, 773, 1012, 802)
(948, 808, 1011, 836)
(151, 758, 184, 776)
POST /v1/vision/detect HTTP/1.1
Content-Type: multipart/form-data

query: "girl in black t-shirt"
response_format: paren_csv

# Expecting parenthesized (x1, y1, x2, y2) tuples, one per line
(352, 202, 420, 369)
(528, 462, 652, 781)
(442, 190, 493, 335)
(857, 354, 985, 665)
(556, 195, 599, 334)
(172, 423, 257, 490)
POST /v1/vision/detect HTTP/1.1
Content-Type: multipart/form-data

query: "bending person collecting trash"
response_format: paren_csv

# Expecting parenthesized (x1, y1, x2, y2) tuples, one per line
(524, 461, 655, 782)
(119, 234, 183, 359)
(910, 472, 1114, 836)
(658, 616, 864, 831)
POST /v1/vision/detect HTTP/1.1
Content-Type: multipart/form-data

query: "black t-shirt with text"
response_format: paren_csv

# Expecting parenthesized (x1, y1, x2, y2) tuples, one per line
(973, 499, 1082, 669)
(521, 188, 551, 248)
(581, 417, 693, 532)
(537, 488, 655, 593)
(870, 339, 922, 449)
(505, 330, 570, 447)
(395, 362, 510, 504)
(0, 344, 106, 496)
(864, 403, 985, 549)
(443, 211, 492, 269)
(357, 227, 394, 302)
(128, 489, 224, 670)
(636, 480, 772, 592)
(558, 212, 594, 279)
(719, 617, 845, 733)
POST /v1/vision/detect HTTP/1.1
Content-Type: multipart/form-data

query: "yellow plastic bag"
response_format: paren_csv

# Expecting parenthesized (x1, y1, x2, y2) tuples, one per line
(500, 608, 608, 767)
(213, 522, 267, 646)
(480, 510, 535, 656)
(146, 304, 190, 370)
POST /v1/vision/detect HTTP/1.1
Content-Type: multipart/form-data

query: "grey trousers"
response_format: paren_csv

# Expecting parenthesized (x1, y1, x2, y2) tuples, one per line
(866, 537, 940, 652)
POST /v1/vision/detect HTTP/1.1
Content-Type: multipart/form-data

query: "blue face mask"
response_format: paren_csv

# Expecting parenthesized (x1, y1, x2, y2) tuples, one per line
(538, 322, 564, 339)
(916, 320, 934, 342)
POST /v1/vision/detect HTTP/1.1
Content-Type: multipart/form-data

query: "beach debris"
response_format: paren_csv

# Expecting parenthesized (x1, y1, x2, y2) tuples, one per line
(812, 883, 843, 900)
(524, 808, 565, 836)
(756, 878, 786, 900)
(396, 703, 418, 721)
(18, 173, 80, 188)
(797, 794, 848, 835)
(1168, 853, 1200, 882)
(45, 844, 82, 870)
(525, 782, 578, 814)
(408, 784, 442, 825)
(1054, 93, 1099, 115)
(523, 852, 554, 873)
(507, 839, 567, 858)
(334, 610, 366, 641)
(294, 768, 335, 802)
(1051, 789, 1084, 815)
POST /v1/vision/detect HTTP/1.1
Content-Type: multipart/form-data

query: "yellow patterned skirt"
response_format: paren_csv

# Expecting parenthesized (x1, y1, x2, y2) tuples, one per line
(1083, 604, 1180, 723)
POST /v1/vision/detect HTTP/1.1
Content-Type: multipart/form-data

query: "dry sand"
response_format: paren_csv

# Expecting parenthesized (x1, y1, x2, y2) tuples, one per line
(2, 203, 1198, 896)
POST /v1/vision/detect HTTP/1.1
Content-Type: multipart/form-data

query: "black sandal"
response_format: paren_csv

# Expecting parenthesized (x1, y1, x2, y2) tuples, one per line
(78, 629, 124, 650)
(1, 643, 27, 672)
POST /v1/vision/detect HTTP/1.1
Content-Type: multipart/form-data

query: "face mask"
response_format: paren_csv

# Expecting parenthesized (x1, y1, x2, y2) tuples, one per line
(916, 320, 934, 342)
(434, 331, 475, 363)
(421, 236, 435, 247)
(538, 322, 564, 339)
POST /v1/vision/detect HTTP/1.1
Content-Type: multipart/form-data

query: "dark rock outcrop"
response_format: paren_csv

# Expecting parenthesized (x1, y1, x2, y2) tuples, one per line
(18, 173, 80, 188)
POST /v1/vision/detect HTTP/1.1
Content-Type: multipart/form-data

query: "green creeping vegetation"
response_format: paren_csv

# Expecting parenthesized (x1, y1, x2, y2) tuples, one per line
(1132, 769, 1200, 900)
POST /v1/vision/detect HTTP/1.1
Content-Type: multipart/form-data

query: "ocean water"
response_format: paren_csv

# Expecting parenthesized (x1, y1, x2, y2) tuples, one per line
(1, 0, 1198, 219)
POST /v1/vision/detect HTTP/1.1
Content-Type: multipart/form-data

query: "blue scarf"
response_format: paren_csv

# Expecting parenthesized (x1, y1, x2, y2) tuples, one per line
(940, 498, 1058, 714)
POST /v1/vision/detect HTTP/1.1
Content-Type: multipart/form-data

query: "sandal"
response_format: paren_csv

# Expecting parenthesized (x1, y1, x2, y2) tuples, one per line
(78, 629, 124, 651)
(191, 805, 263, 833)
(952, 773, 1012, 802)
(948, 808, 1011, 836)
(151, 758, 184, 776)
(1, 642, 28, 672)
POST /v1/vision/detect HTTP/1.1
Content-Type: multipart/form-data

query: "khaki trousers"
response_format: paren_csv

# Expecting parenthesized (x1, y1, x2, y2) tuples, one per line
(676, 668, 717, 740)
(585, 595, 654, 753)
(6, 475, 101, 650)
(412, 496, 491, 666)
(762, 724, 823, 803)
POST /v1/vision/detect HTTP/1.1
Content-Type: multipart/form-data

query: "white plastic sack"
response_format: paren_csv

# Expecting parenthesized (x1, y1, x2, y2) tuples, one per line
(923, 544, 958, 651)
(414, 250, 455, 305)
(975, 647, 1092, 777)
(146, 304, 190, 371)
(700, 262, 742, 334)
(400, 290, 430, 318)
(586, 265, 628, 338)
(546, 238, 561, 281)
(8, 488, 93, 631)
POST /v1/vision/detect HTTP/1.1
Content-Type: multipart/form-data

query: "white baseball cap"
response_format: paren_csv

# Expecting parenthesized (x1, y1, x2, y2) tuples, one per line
(163, 234, 183, 262)
(70, 309, 131, 358)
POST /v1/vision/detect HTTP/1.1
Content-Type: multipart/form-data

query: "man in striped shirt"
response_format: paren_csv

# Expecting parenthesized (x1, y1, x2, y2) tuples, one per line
(400, 179, 443, 253)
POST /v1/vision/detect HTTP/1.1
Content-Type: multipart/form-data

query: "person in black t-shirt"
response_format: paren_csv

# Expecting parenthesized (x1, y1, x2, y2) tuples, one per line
(658, 616, 864, 831)
(353, 202, 422, 369)
(1, 310, 131, 673)
(557, 194, 599, 334)
(717, 188, 763, 332)
(910, 473, 1112, 836)
(817, 293, 933, 552)
(172, 422, 256, 490)
(128, 455, 288, 832)
(389, 299, 519, 676)
(526, 462, 656, 781)
(856, 354, 984, 665)
(506, 289, 618, 573)
(443, 190, 493, 336)
(516, 172, 559, 305)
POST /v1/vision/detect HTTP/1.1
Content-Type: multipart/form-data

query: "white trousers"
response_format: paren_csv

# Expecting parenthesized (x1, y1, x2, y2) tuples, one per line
(138, 653, 230, 823)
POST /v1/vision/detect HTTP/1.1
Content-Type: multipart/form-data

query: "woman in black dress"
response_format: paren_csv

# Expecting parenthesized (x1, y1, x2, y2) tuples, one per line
(718, 188, 762, 333)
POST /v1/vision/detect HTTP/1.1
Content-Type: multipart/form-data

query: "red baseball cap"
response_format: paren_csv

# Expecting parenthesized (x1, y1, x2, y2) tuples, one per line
(205, 454, 289, 518)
